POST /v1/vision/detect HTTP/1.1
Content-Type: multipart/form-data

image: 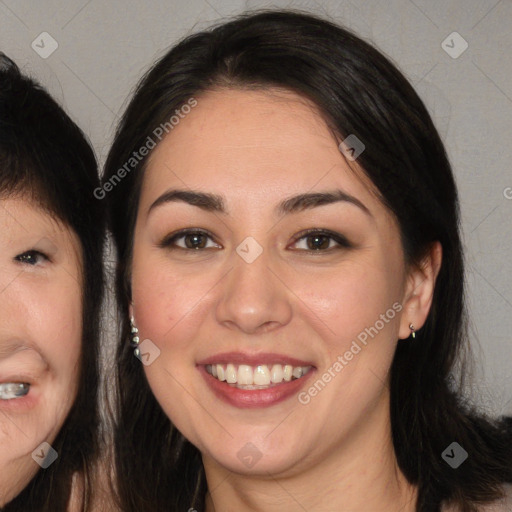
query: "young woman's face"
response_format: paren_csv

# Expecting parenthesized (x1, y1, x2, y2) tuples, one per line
(131, 89, 428, 477)
(0, 197, 82, 504)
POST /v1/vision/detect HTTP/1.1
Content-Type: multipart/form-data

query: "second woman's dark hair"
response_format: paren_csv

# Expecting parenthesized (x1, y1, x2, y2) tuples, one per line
(0, 54, 105, 511)
(103, 10, 512, 512)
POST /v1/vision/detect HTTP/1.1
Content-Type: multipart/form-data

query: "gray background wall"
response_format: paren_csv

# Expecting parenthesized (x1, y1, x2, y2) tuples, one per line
(1, 0, 511, 415)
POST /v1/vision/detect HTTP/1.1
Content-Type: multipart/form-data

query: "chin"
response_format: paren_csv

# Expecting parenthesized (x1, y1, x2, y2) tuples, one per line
(201, 437, 308, 477)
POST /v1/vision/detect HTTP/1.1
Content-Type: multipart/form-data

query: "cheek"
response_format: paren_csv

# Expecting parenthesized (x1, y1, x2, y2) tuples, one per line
(0, 279, 82, 463)
(29, 282, 83, 411)
(33, 282, 82, 369)
(297, 252, 405, 413)
(9, 274, 83, 378)
(287, 259, 404, 439)
(293, 255, 404, 353)
(131, 255, 213, 346)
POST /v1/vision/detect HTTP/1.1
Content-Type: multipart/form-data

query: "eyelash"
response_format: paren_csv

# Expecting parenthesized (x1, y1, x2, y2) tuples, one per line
(159, 228, 351, 253)
(14, 250, 50, 266)
(291, 228, 352, 252)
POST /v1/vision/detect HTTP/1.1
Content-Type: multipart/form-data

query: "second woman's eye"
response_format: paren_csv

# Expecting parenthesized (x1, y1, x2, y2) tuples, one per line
(0, 382, 30, 400)
(290, 229, 352, 252)
(14, 250, 49, 266)
(159, 229, 221, 251)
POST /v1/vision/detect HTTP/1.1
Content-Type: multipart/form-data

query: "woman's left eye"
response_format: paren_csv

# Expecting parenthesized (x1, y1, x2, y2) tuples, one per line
(14, 250, 49, 266)
(0, 382, 30, 400)
(290, 230, 351, 252)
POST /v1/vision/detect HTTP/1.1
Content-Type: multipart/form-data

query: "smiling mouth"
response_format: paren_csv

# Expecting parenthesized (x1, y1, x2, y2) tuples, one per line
(205, 363, 313, 389)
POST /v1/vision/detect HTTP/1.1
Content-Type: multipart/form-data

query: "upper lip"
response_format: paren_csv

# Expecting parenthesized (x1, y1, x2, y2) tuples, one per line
(197, 352, 315, 367)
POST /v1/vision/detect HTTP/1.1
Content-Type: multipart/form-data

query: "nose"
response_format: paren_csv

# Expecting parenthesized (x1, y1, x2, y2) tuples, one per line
(215, 247, 293, 335)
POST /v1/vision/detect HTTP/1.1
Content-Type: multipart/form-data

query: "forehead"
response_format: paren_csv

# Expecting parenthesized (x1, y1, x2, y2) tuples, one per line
(1, 196, 61, 231)
(141, 88, 382, 217)
(0, 196, 82, 258)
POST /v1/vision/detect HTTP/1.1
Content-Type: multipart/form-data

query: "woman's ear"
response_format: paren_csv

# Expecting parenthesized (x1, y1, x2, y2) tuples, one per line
(398, 241, 442, 339)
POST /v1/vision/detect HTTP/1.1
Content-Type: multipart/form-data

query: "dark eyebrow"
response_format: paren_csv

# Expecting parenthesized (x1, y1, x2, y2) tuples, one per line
(148, 190, 226, 215)
(277, 190, 371, 217)
(148, 188, 371, 217)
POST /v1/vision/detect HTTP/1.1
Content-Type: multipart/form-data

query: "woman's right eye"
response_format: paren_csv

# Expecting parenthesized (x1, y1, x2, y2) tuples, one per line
(14, 250, 49, 266)
(159, 230, 221, 251)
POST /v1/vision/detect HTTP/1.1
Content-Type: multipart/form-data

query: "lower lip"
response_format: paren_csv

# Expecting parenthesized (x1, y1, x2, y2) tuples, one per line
(199, 366, 314, 409)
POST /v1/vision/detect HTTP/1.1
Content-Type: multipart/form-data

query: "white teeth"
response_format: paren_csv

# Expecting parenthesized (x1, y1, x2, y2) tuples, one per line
(270, 364, 284, 383)
(225, 363, 237, 384)
(253, 365, 270, 386)
(292, 367, 303, 379)
(237, 365, 253, 385)
(206, 363, 311, 387)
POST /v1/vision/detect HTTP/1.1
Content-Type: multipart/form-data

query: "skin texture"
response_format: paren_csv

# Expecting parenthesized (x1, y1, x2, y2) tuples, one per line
(0, 197, 82, 506)
(130, 88, 442, 511)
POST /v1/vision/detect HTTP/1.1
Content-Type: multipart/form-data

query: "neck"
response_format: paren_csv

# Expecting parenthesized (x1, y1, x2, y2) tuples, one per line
(203, 388, 417, 512)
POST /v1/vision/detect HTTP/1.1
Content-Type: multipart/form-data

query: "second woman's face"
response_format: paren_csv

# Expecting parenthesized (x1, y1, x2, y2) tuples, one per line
(0, 198, 82, 504)
(131, 89, 418, 477)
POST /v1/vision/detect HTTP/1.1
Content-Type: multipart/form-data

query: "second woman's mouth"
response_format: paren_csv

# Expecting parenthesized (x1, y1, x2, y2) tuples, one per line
(205, 363, 313, 388)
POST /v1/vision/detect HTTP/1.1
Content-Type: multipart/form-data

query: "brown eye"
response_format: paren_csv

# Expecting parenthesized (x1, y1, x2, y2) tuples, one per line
(291, 229, 351, 252)
(183, 233, 208, 249)
(306, 234, 331, 250)
(159, 229, 221, 251)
